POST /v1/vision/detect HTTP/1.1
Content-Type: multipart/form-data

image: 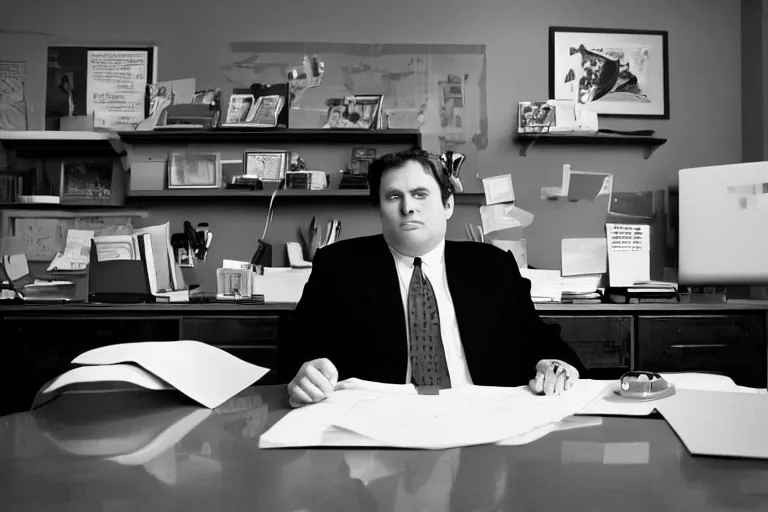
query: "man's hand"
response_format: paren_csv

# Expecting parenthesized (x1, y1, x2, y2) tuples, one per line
(528, 359, 579, 396)
(287, 358, 339, 408)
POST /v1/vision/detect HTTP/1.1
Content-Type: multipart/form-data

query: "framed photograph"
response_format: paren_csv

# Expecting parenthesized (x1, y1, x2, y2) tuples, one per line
(323, 95, 383, 129)
(244, 151, 289, 180)
(549, 27, 669, 119)
(350, 147, 376, 175)
(60, 161, 113, 201)
(167, 152, 221, 189)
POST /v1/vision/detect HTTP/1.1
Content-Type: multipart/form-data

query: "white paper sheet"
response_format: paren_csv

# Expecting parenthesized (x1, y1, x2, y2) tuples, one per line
(561, 238, 607, 276)
(606, 223, 650, 287)
(482, 174, 515, 205)
(259, 380, 609, 450)
(479, 204, 534, 235)
(70, 340, 270, 408)
(41, 363, 172, 394)
(655, 389, 768, 459)
(576, 373, 764, 417)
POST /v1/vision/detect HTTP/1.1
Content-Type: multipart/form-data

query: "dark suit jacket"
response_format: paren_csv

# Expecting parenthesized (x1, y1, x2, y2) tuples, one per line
(275, 234, 586, 385)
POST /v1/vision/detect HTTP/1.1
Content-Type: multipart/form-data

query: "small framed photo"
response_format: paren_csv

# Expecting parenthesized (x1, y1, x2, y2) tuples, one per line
(244, 151, 289, 180)
(60, 161, 113, 201)
(168, 152, 221, 189)
(350, 147, 376, 175)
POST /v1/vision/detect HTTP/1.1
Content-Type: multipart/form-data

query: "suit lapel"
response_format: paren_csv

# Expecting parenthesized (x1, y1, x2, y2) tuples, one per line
(445, 242, 485, 373)
(368, 235, 408, 376)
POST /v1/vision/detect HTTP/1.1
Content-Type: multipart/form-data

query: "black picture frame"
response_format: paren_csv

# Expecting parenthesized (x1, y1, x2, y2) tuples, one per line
(549, 27, 669, 119)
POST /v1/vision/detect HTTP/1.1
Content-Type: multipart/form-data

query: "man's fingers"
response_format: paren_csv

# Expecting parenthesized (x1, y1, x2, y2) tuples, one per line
(306, 365, 335, 395)
(544, 363, 557, 396)
(313, 358, 339, 387)
(289, 386, 313, 406)
(554, 368, 566, 395)
(529, 373, 544, 394)
(298, 377, 325, 402)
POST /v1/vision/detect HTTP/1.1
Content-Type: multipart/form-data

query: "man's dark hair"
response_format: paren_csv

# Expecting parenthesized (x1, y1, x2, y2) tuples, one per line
(367, 148, 455, 207)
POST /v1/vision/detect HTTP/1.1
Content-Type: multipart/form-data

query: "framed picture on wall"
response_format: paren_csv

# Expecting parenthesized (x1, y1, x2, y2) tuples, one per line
(549, 27, 669, 119)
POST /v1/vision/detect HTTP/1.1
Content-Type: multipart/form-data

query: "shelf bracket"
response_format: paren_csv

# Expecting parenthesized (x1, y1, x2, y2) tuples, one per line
(643, 144, 661, 160)
(519, 138, 537, 157)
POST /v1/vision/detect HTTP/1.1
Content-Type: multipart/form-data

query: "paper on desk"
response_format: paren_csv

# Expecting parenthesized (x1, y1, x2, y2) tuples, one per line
(482, 174, 515, 205)
(519, 268, 562, 302)
(654, 389, 768, 459)
(576, 373, 762, 417)
(260, 380, 609, 450)
(480, 204, 534, 235)
(561, 238, 607, 276)
(496, 416, 603, 446)
(40, 340, 270, 409)
(255, 267, 311, 302)
(540, 164, 612, 202)
(606, 223, 650, 287)
(1, 236, 29, 280)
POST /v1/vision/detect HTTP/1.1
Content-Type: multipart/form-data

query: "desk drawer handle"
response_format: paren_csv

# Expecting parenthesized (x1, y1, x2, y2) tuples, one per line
(669, 344, 728, 349)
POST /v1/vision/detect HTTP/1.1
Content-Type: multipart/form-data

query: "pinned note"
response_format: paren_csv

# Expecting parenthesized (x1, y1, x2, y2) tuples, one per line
(480, 204, 534, 235)
(482, 174, 515, 205)
(606, 223, 650, 287)
(541, 164, 612, 203)
(561, 238, 607, 276)
(0, 236, 29, 281)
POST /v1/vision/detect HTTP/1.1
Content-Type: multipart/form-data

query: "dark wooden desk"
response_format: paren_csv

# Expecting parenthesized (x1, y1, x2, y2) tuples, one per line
(1, 385, 767, 511)
(1, 301, 767, 416)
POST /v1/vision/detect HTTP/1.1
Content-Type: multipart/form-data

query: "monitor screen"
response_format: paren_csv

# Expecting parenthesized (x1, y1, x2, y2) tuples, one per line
(678, 161, 768, 285)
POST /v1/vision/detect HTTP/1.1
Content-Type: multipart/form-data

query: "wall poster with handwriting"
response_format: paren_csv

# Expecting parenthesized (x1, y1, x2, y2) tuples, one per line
(45, 46, 155, 131)
(0, 61, 28, 130)
(87, 50, 149, 130)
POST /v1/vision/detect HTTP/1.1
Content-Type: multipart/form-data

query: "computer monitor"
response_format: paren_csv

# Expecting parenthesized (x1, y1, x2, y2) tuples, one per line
(678, 161, 768, 285)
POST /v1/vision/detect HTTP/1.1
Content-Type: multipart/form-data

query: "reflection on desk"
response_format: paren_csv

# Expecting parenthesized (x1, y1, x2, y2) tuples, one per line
(2, 386, 768, 511)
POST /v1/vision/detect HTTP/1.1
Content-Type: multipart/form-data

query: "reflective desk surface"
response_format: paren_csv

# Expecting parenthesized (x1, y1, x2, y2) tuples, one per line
(2, 385, 768, 512)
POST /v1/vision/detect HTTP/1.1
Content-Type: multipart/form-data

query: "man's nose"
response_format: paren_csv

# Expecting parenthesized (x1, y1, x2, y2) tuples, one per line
(400, 197, 415, 215)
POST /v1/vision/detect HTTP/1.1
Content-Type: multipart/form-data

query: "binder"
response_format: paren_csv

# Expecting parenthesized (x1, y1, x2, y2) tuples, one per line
(88, 238, 154, 303)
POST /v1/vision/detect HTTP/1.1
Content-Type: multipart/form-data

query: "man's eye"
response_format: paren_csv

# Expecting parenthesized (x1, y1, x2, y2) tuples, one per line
(413, 192, 427, 199)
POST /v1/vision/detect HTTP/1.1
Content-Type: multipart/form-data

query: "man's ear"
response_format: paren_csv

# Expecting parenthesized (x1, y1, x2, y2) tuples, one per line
(444, 194, 455, 220)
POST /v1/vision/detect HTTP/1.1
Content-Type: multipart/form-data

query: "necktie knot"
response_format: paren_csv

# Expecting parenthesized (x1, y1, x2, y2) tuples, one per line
(413, 257, 422, 268)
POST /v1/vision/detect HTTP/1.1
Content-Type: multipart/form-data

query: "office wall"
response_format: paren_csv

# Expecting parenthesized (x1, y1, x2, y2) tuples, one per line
(0, 0, 742, 291)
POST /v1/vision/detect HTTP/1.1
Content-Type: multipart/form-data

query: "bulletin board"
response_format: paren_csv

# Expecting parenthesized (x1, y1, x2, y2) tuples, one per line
(222, 41, 488, 192)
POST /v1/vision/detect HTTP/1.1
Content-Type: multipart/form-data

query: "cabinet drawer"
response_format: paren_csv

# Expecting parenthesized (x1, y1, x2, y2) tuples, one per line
(541, 316, 631, 373)
(182, 316, 280, 346)
(637, 315, 766, 387)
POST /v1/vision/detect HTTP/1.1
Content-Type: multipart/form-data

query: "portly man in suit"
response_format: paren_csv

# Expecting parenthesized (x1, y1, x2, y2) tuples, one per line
(277, 148, 587, 406)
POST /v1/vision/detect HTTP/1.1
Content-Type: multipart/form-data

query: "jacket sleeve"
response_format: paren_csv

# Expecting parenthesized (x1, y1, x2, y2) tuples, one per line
(274, 246, 340, 383)
(499, 250, 588, 376)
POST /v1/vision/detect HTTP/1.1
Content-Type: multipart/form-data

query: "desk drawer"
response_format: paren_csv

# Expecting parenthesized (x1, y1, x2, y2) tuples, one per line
(541, 315, 631, 376)
(182, 316, 280, 346)
(637, 314, 766, 387)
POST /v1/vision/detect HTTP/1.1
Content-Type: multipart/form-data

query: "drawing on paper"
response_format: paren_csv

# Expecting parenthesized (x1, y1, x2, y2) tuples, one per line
(0, 61, 28, 130)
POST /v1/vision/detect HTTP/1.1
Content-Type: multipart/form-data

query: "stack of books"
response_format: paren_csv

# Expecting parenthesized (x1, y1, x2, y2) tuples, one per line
(606, 281, 679, 304)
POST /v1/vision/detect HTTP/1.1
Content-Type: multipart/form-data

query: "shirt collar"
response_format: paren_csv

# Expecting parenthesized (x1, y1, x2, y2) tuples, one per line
(388, 239, 445, 269)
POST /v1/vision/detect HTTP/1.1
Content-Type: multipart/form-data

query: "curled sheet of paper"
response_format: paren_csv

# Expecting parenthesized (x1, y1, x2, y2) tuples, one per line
(480, 204, 534, 235)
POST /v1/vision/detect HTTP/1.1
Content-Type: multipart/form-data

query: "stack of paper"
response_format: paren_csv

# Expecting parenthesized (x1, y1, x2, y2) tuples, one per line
(259, 380, 609, 450)
(33, 340, 270, 410)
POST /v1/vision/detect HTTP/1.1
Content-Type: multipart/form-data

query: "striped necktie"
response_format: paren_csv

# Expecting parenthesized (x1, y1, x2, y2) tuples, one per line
(408, 257, 451, 388)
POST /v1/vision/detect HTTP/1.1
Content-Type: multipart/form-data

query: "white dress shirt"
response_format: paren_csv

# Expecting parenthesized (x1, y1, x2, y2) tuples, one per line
(388, 240, 474, 387)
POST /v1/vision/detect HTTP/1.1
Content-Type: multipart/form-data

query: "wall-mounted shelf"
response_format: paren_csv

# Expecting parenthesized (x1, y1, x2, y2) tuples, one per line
(514, 132, 667, 159)
(0, 131, 123, 158)
(117, 128, 422, 146)
(126, 188, 485, 204)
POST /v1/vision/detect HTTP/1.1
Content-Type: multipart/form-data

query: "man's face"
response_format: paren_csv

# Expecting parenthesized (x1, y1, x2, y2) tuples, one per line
(378, 160, 454, 257)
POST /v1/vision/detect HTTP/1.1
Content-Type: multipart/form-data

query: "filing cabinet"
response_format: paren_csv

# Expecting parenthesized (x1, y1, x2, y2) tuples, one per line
(637, 314, 766, 387)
